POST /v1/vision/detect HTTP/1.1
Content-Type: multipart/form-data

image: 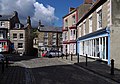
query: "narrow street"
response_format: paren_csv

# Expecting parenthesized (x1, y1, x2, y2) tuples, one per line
(0, 56, 118, 84)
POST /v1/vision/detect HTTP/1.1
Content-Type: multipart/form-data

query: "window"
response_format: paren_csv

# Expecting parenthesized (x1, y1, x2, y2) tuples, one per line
(89, 17, 92, 33)
(19, 33, 23, 39)
(83, 22, 86, 35)
(15, 23, 21, 28)
(97, 10, 102, 29)
(71, 30, 72, 36)
(73, 30, 75, 35)
(0, 30, 4, 39)
(65, 32, 67, 40)
(72, 15, 76, 25)
(52, 33, 56, 38)
(44, 32, 48, 37)
(65, 19, 68, 27)
(0, 21, 5, 27)
(13, 33, 17, 39)
(78, 26, 81, 37)
(44, 38, 48, 45)
(18, 43, 23, 48)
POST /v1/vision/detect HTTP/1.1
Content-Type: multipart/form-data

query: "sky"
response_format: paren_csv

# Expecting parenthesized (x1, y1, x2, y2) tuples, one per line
(0, 0, 83, 27)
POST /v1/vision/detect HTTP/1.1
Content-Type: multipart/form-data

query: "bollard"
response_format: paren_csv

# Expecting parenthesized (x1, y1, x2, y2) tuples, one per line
(1, 59, 4, 73)
(77, 53, 79, 63)
(71, 53, 73, 61)
(61, 54, 63, 59)
(86, 54, 88, 66)
(111, 59, 114, 75)
(66, 53, 67, 60)
(6, 57, 8, 68)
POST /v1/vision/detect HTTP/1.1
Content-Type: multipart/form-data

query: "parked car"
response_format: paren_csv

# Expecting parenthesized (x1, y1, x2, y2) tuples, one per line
(0, 54, 5, 62)
(46, 50, 64, 58)
(42, 51, 48, 57)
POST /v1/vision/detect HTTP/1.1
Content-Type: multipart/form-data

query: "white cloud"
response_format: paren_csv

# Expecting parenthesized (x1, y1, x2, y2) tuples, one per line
(0, 0, 58, 26)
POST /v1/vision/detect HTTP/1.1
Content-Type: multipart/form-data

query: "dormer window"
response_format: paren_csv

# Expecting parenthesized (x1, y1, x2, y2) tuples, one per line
(15, 23, 21, 29)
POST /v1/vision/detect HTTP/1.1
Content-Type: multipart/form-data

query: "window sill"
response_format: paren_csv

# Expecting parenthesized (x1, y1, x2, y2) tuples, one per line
(18, 48, 24, 50)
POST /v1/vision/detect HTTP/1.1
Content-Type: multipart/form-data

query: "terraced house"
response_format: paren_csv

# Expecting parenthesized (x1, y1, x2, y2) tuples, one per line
(62, 0, 92, 55)
(77, 0, 120, 68)
(35, 22, 62, 57)
(0, 11, 20, 53)
(10, 16, 33, 55)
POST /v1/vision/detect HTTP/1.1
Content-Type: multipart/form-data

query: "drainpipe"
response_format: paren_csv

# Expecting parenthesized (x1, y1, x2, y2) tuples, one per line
(76, 27, 78, 55)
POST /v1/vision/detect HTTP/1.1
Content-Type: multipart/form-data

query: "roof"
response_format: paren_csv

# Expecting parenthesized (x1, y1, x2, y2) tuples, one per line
(63, 9, 77, 19)
(0, 15, 13, 21)
(77, 0, 107, 26)
(38, 26, 62, 33)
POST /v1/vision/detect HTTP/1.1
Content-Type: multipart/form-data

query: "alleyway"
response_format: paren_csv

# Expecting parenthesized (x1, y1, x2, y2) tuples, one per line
(0, 56, 118, 84)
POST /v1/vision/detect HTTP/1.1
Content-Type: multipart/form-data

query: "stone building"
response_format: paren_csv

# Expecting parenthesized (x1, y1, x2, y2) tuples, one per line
(76, 0, 120, 69)
(33, 22, 62, 56)
(0, 11, 20, 53)
(10, 16, 33, 55)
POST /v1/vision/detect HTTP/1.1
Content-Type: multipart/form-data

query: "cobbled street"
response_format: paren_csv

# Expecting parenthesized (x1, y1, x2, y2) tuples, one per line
(0, 56, 118, 84)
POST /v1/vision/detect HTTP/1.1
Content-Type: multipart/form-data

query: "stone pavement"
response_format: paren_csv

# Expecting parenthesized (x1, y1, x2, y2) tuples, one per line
(0, 62, 26, 84)
(57, 55, 120, 83)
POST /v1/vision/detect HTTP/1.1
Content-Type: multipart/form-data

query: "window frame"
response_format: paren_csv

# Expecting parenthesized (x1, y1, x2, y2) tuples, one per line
(18, 43, 23, 49)
(13, 33, 17, 39)
(19, 33, 23, 39)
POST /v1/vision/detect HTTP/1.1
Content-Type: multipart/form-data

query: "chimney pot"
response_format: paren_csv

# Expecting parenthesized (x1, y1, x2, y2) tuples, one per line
(84, 0, 93, 4)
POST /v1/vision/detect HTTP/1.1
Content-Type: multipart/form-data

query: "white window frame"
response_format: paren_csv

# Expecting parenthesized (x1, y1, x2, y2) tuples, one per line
(13, 33, 17, 40)
(19, 33, 23, 40)
(89, 16, 92, 33)
(96, 6, 102, 30)
(83, 22, 86, 35)
(72, 15, 76, 25)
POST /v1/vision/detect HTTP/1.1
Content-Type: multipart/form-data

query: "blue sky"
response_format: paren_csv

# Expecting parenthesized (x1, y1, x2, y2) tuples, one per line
(0, 0, 83, 27)
(37, 0, 83, 27)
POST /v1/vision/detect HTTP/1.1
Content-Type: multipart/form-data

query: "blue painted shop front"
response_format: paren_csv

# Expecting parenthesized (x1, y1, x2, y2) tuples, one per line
(77, 27, 110, 65)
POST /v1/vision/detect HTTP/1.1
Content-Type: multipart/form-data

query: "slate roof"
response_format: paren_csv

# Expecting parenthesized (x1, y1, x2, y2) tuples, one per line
(38, 26, 62, 33)
(0, 15, 13, 21)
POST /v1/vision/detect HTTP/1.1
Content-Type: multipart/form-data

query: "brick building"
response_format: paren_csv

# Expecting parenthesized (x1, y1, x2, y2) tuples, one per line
(62, 0, 92, 55)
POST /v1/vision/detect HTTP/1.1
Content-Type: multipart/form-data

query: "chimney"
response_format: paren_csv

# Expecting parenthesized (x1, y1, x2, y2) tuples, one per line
(84, 0, 93, 4)
(13, 11, 18, 16)
(27, 16, 31, 26)
(69, 7, 75, 13)
(39, 20, 41, 26)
